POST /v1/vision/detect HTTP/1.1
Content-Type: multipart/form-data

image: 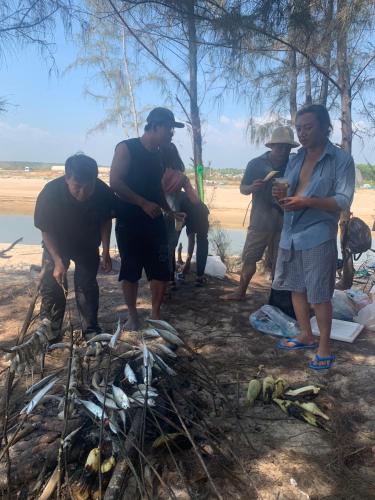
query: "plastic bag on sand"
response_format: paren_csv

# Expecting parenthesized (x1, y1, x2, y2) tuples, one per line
(354, 302, 375, 331)
(249, 305, 300, 338)
(346, 289, 371, 310)
(204, 256, 226, 279)
(332, 290, 357, 320)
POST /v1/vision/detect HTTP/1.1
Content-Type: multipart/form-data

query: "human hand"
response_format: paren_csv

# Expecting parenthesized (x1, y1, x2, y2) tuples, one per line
(272, 184, 287, 200)
(251, 179, 266, 192)
(280, 196, 309, 211)
(141, 200, 162, 219)
(101, 251, 112, 273)
(53, 260, 67, 285)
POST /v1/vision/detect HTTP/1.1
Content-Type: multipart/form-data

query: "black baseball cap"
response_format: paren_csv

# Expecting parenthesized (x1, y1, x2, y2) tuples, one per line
(146, 107, 185, 128)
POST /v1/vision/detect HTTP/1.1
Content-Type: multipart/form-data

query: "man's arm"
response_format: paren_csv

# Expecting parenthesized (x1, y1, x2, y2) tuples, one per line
(110, 142, 161, 219)
(42, 232, 67, 285)
(240, 160, 265, 195)
(100, 219, 112, 272)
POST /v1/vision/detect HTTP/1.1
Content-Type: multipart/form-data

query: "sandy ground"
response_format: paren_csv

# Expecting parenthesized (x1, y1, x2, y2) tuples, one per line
(0, 263, 375, 497)
(0, 171, 374, 229)
(1, 172, 375, 497)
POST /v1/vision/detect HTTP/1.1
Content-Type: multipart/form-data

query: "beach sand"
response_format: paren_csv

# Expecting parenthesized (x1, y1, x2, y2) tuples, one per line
(0, 171, 374, 229)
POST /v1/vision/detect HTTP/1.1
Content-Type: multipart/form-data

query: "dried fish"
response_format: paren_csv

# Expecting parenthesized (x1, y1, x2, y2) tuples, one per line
(124, 363, 137, 384)
(112, 385, 130, 410)
(21, 378, 58, 415)
(146, 319, 178, 335)
(109, 318, 122, 348)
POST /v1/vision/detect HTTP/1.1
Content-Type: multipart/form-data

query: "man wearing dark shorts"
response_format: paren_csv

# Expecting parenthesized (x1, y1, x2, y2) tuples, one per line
(34, 154, 114, 340)
(110, 107, 184, 330)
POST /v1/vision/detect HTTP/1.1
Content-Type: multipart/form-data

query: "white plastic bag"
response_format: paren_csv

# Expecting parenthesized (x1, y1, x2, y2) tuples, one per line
(354, 302, 375, 331)
(204, 256, 226, 279)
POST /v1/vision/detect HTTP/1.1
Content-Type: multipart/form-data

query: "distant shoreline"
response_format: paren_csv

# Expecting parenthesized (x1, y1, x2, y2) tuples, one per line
(0, 173, 374, 231)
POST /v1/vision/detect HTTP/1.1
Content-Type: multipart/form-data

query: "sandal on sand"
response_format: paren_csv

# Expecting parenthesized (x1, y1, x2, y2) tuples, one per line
(309, 353, 335, 370)
(277, 338, 318, 351)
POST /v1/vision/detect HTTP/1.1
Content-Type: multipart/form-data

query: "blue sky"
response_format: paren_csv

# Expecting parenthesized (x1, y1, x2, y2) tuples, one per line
(1, 25, 375, 168)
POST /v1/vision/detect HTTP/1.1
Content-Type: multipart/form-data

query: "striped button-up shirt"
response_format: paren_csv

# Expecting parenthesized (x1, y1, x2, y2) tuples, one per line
(279, 141, 355, 251)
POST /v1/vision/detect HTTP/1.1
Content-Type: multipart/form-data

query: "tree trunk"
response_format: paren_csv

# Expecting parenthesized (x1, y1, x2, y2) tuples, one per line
(288, 49, 297, 124)
(336, 0, 354, 290)
(122, 28, 140, 137)
(186, 0, 203, 194)
(304, 59, 312, 105)
(319, 0, 334, 106)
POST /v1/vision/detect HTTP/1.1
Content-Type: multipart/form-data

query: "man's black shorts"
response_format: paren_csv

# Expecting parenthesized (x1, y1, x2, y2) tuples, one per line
(115, 215, 169, 282)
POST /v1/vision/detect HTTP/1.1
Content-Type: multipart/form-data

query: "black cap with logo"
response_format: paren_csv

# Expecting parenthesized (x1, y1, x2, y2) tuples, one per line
(146, 107, 185, 128)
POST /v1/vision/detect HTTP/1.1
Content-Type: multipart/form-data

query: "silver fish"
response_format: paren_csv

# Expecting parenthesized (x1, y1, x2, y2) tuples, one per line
(154, 354, 177, 376)
(143, 328, 160, 338)
(48, 343, 69, 351)
(155, 344, 177, 358)
(143, 344, 150, 367)
(89, 389, 119, 410)
(124, 363, 137, 384)
(109, 318, 122, 348)
(142, 365, 153, 385)
(107, 413, 120, 434)
(118, 409, 126, 430)
(155, 328, 184, 346)
(87, 333, 113, 343)
(112, 385, 130, 410)
(21, 378, 58, 415)
(63, 426, 82, 449)
(146, 319, 178, 335)
(132, 395, 156, 407)
(78, 399, 108, 420)
(132, 387, 158, 398)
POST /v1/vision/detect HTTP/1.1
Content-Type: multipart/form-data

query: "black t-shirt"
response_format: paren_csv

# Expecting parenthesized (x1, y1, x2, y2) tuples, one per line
(34, 176, 116, 256)
(115, 138, 164, 222)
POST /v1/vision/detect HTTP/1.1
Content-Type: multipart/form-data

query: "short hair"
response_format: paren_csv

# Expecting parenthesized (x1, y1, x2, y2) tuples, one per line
(296, 104, 333, 136)
(65, 154, 98, 182)
(160, 143, 185, 172)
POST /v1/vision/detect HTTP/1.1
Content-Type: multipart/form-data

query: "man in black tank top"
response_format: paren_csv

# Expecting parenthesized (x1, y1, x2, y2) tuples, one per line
(110, 107, 184, 330)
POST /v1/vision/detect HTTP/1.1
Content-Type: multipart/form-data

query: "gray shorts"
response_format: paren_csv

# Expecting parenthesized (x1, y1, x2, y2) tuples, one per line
(242, 228, 281, 274)
(272, 240, 337, 304)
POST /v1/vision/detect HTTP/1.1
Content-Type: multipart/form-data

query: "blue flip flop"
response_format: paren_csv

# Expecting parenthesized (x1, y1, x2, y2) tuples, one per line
(277, 338, 318, 351)
(309, 353, 335, 371)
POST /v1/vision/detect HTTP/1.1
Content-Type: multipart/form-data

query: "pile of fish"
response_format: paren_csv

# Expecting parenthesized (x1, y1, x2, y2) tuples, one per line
(246, 375, 330, 430)
(1, 317, 186, 497)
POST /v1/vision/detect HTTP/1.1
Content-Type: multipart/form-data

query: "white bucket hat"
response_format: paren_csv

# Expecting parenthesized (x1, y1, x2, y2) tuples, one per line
(265, 126, 299, 148)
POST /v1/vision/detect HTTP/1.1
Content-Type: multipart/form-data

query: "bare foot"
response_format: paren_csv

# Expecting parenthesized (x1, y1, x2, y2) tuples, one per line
(221, 291, 247, 301)
(124, 316, 140, 331)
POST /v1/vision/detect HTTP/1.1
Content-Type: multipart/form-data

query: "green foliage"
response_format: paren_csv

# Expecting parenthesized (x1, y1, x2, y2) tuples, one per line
(357, 164, 375, 182)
